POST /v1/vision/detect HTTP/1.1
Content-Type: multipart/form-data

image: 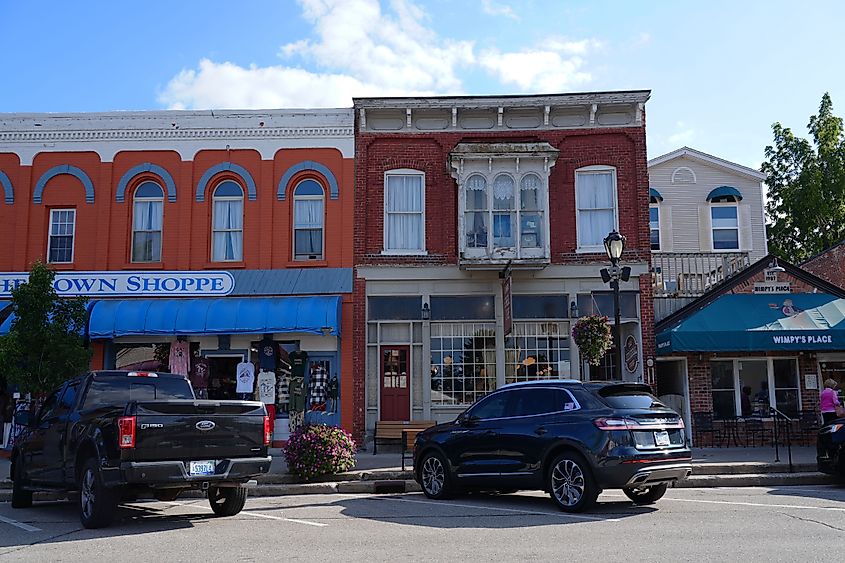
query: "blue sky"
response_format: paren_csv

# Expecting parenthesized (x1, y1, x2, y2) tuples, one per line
(1, 0, 843, 168)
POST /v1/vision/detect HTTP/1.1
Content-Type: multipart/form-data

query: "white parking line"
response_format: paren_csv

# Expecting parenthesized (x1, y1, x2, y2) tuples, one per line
(602, 493, 845, 513)
(378, 496, 622, 522)
(164, 501, 327, 527)
(0, 515, 42, 532)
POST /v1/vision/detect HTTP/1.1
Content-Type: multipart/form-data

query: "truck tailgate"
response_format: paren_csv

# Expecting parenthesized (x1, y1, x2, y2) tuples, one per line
(127, 400, 267, 461)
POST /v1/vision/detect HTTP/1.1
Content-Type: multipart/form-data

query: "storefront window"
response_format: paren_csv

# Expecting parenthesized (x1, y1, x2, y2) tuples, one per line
(368, 296, 422, 320)
(430, 322, 496, 406)
(430, 296, 495, 320)
(711, 360, 736, 419)
(773, 358, 800, 418)
(577, 292, 638, 319)
(505, 321, 570, 383)
(512, 295, 568, 319)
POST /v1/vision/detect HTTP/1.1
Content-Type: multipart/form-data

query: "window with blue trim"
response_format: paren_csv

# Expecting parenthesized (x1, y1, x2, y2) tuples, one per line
(212, 181, 244, 261)
(294, 179, 324, 260)
(132, 181, 163, 262)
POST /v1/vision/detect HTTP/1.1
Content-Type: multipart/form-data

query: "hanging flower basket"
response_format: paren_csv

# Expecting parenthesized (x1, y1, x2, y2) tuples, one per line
(572, 315, 613, 366)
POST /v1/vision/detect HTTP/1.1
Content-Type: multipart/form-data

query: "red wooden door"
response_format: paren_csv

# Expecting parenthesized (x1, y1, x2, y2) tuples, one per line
(380, 347, 410, 421)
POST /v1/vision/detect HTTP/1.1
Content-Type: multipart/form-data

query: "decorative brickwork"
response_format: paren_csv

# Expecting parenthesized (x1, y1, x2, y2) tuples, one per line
(803, 242, 845, 290)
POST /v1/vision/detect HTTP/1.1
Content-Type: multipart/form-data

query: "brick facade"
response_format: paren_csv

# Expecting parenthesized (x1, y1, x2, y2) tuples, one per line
(803, 242, 845, 289)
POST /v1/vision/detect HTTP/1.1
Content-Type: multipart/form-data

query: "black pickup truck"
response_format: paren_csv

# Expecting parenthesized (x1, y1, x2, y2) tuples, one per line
(9, 370, 272, 528)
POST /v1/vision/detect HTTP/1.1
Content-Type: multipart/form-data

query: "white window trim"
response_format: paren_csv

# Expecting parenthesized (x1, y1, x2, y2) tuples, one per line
(383, 169, 427, 255)
(575, 165, 619, 253)
(649, 202, 661, 252)
(47, 208, 76, 264)
(211, 185, 244, 263)
(710, 200, 740, 251)
(292, 180, 326, 261)
(711, 357, 802, 418)
(131, 184, 164, 263)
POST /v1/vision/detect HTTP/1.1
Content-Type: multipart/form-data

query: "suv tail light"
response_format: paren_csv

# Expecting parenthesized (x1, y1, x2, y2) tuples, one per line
(263, 415, 272, 446)
(594, 417, 639, 431)
(118, 416, 136, 449)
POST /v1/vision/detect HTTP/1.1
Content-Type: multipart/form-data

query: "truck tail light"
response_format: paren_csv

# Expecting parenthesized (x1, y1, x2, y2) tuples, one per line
(118, 416, 136, 449)
(263, 415, 272, 446)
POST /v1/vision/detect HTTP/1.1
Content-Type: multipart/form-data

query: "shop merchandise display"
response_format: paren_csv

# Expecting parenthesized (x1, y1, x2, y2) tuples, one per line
(168, 340, 190, 376)
(235, 360, 256, 398)
(190, 355, 210, 399)
(258, 336, 277, 371)
(276, 370, 290, 414)
(289, 376, 306, 431)
(326, 376, 339, 413)
(308, 363, 329, 410)
(257, 370, 276, 405)
(289, 349, 309, 378)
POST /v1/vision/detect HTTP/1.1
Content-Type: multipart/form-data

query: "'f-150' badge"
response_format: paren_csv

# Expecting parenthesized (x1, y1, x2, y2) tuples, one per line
(196, 420, 216, 431)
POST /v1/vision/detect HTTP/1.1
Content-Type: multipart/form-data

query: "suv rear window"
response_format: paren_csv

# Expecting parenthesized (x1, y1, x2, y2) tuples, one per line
(82, 377, 194, 408)
(600, 390, 666, 410)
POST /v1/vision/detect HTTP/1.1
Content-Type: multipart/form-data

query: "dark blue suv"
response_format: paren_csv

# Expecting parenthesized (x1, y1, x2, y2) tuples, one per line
(413, 380, 692, 512)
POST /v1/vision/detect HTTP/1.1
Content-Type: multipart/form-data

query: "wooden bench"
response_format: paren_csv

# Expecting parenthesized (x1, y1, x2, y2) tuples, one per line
(373, 420, 437, 470)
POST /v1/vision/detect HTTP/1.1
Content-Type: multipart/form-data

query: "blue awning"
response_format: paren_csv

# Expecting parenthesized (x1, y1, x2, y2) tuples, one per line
(88, 296, 342, 339)
(649, 188, 663, 201)
(706, 185, 743, 201)
(657, 293, 845, 354)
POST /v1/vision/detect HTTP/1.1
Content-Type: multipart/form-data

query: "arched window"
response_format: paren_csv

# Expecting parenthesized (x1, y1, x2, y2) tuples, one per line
(710, 194, 740, 250)
(131, 181, 164, 262)
(211, 180, 244, 262)
(492, 174, 515, 248)
(519, 174, 542, 249)
(464, 174, 487, 248)
(293, 179, 324, 260)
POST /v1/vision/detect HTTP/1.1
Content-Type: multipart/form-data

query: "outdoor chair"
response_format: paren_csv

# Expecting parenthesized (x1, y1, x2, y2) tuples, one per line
(742, 416, 773, 447)
(692, 412, 724, 447)
(798, 410, 821, 445)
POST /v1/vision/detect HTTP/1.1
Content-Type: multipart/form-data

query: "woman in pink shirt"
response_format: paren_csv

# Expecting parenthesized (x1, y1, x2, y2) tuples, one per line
(820, 378, 842, 424)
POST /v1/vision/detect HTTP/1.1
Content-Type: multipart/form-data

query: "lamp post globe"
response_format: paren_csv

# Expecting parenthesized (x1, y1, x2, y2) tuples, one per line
(603, 230, 626, 263)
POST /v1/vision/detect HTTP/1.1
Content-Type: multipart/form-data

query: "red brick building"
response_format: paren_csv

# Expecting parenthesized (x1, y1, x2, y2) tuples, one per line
(0, 109, 356, 436)
(656, 256, 845, 444)
(352, 92, 654, 442)
(802, 240, 845, 289)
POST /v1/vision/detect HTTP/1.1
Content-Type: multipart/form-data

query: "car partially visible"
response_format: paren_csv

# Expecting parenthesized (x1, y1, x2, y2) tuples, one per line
(413, 380, 692, 512)
(817, 419, 845, 478)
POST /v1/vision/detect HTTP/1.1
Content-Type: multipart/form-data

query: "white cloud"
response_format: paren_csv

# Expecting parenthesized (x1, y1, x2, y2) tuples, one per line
(478, 39, 601, 92)
(159, 0, 601, 109)
(481, 0, 518, 20)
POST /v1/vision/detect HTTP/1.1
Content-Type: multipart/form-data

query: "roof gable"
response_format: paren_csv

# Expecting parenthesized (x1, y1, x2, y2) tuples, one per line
(648, 146, 766, 181)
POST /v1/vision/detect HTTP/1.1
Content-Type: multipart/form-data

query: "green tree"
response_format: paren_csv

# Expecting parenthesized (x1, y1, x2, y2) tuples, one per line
(0, 261, 91, 394)
(762, 93, 845, 262)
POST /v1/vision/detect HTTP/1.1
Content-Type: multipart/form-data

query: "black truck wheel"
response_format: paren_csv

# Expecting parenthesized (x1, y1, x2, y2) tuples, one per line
(208, 486, 248, 516)
(11, 458, 33, 509)
(79, 459, 118, 529)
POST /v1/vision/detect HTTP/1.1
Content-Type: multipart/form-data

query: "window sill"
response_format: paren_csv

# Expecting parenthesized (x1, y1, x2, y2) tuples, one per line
(123, 262, 165, 270)
(47, 262, 75, 270)
(204, 261, 246, 269)
(575, 247, 606, 254)
(287, 260, 328, 268)
(380, 250, 428, 256)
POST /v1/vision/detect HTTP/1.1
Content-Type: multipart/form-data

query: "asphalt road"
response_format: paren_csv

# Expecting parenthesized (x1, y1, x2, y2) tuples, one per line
(2, 485, 845, 562)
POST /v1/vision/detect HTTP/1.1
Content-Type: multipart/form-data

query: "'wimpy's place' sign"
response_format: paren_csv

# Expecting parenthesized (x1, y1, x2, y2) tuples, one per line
(0, 271, 234, 298)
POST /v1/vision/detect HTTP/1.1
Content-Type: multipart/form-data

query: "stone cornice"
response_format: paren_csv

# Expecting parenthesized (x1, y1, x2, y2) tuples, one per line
(0, 126, 353, 143)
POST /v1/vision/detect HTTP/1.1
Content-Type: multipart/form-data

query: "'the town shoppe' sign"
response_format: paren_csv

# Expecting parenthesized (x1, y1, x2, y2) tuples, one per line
(0, 271, 235, 298)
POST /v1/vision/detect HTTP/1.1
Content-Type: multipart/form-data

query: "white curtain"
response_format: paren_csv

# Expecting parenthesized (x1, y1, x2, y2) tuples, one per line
(577, 172, 615, 246)
(132, 200, 162, 261)
(212, 199, 243, 261)
(386, 175, 423, 250)
(295, 198, 324, 255)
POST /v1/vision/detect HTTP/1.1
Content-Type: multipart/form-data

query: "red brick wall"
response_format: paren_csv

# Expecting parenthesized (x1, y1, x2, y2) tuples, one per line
(354, 127, 651, 266)
(803, 245, 845, 289)
(729, 270, 818, 295)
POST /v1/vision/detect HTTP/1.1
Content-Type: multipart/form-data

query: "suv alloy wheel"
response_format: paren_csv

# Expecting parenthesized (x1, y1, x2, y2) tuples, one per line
(548, 452, 598, 512)
(420, 452, 453, 499)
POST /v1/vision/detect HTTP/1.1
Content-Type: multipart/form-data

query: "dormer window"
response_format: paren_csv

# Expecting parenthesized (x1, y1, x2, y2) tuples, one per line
(450, 142, 559, 265)
(704, 186, 744, 252)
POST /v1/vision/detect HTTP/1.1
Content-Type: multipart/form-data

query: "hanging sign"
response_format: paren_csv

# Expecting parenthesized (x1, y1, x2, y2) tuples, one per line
(0, 271, 235, 298)
(502, 273, 513, 336)
(624, 335, 639, 373)
(753, 282, 791, 294)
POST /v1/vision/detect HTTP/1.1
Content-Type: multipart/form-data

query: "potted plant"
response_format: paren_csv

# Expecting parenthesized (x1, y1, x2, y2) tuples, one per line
(283, 424, 357, 480)
(571, 315, 613, 366)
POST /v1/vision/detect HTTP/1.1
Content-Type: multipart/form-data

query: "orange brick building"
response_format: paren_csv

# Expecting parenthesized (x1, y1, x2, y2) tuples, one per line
(0, 109, 355, 437)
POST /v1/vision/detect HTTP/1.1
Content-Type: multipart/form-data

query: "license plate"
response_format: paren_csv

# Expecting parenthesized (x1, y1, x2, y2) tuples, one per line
(189, 460, 216, 476)
(654, 431, 670, 446)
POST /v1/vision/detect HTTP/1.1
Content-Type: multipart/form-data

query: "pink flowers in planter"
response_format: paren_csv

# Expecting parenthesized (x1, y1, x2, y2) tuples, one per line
(572, 315, 613, 366)
(283, 424, 357, 480)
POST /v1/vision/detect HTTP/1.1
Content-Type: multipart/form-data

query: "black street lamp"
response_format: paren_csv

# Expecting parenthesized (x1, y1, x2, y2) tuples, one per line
(600, 231, 630, 380)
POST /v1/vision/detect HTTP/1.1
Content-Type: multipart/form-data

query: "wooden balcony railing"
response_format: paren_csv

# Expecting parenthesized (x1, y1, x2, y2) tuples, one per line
(652, 252, 750, 298)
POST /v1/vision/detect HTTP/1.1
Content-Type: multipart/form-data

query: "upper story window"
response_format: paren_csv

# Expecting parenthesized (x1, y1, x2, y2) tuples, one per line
(649, 194, 660, 251)
(575, 166, 618, 251)
(711, 199, 739, 250)
(293, 179, 324, 260)
(384, 170, 425, 253)
(48, 209, 75, 263)
(131, 181, 163, 263)
(211, 180, 244, 262)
